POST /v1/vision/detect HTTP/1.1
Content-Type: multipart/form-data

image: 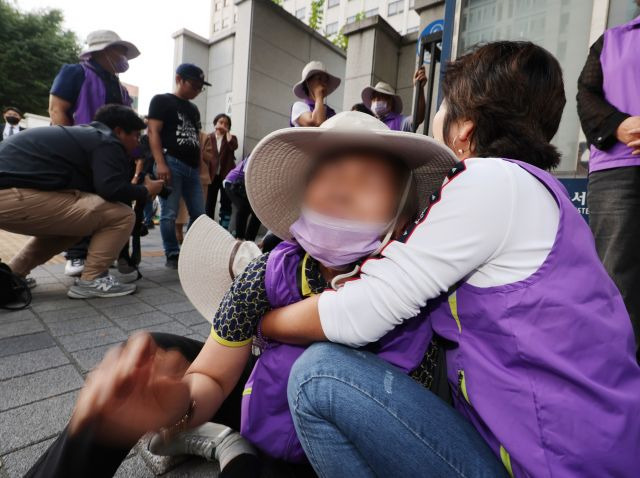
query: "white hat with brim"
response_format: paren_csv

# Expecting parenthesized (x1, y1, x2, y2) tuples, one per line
(293, 61, 341, 100)
(246, 111, 458, 240)
(178, 216, 262, 323)
(362, 82, 403, 114)
(79, 30, 141, 60)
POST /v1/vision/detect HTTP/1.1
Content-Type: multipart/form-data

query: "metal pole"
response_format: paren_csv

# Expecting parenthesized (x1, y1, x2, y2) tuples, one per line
(423, 40, 439, 134)
(412, 38, 426, 133)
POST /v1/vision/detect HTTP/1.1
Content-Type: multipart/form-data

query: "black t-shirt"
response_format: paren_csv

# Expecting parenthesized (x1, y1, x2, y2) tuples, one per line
(148, 93, 201, 168)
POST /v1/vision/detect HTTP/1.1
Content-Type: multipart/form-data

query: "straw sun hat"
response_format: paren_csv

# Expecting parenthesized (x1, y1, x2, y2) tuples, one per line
(293, 61, 342, 100)
(361, 81, 404, 114)
(179, 216, 262, 322)
(79, 30, 141, 60)
(246, 111, 458, 240)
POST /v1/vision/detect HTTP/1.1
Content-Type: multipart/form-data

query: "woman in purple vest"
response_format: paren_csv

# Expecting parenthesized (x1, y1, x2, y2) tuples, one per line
(290, 60, 340, 127)
(261, 42, 640, 477)
(577, 3, 640, 357)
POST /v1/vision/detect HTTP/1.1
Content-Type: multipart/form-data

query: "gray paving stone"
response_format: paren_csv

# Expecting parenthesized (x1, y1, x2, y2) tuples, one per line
(0, 437, 55, 478)
(132, 321, 191, 336)
(57, 326, 127, 352)
(31, 282, 68, 293)
(0, 308, 37, 324)
(164, 458, 220, 477)
(87, 294, 144, 309)
(134, 285, 173, 299)
(0, 347, 69, 381)
(156, 301, 196, 315)
(71, 344, 113, 372)
(30, 297, 83, 313)
(0, 391, 76, 454)
(113, 311, 174, 331)
(141, 291, 187, 306)
(0, 365, 83, 411)
(114, 454, 155, 478)
(172, 310, 208, 326)
(47, 315, 113, 337)
(0, 332, 55, 359)
(37, 304, 99, 323)
(0, 319, 44, 339)
(100, 302, 155, 319)
(190, 323, 212, 338)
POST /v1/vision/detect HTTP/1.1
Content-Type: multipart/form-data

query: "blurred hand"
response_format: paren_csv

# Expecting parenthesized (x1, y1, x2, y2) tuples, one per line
(155, 161, 172, 184)
(414, 66, 427, 87)
(144, 175, 165, 197)
(311, 82, 327, 100)
(216, 124, 229, 135)
(69, 333, 191, 447)
(615, 116, 640, 145)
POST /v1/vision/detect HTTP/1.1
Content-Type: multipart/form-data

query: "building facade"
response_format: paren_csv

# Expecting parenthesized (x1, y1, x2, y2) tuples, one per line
(210, 0, 421, 38)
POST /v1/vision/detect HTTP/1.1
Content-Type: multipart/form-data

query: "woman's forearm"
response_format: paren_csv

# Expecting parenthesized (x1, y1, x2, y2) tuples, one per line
(261, 295, 326, 344)
(182, 372, 227, 427)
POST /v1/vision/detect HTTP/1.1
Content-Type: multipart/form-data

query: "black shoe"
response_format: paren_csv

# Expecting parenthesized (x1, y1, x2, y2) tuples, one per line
(165, 255, 179, 269)
(145, 222, 155, 230)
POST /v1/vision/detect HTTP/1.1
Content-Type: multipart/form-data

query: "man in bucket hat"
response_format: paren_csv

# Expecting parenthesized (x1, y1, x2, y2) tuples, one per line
(49, 29, 141, 278)
(290, 60, 341, 127)
(361, 66, 427, 131)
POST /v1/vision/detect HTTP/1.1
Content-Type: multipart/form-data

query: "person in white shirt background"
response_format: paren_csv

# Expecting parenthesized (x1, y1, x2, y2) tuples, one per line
(1, 106, 24, 142)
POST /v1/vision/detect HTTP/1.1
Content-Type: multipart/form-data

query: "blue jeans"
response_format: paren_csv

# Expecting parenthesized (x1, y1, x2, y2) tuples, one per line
(156, 155, 205, 257)
(288, 343, 508, 478)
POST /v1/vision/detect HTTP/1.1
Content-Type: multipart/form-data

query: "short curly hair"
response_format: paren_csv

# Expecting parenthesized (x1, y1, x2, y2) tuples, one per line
(442, 41, 566, 170)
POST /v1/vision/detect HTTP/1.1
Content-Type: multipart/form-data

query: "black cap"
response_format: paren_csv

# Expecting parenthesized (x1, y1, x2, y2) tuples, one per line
(176, 63, 211, 86)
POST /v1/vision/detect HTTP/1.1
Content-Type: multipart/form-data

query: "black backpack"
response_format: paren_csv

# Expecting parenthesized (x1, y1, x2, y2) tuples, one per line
(0, 260, 32, 310)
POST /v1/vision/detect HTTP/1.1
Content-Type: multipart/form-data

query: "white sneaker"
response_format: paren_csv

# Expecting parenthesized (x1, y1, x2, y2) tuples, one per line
(67, 274, 136, 299)
(64, 258, 85, 277)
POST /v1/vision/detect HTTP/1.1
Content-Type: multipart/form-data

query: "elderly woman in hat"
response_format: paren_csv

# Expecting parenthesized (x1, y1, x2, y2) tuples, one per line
(362, 66, 427, 132)
(290, 60, 341, 127)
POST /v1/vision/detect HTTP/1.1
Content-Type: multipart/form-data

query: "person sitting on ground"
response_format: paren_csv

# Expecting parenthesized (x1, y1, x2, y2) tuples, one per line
(361, 66, 427, 131)
(25, 112, 456, 478)
(0, 104, 164, 299)
(290, 61, 341, 127)
(1, 106, 25, 142)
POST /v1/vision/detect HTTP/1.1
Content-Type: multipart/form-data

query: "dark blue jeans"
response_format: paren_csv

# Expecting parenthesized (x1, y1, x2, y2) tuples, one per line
(288, 343, 508, 478)
(157, 155, 205, 257)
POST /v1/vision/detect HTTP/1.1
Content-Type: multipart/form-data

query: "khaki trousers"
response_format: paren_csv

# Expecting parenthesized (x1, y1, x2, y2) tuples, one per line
(0, 188, 135, 280)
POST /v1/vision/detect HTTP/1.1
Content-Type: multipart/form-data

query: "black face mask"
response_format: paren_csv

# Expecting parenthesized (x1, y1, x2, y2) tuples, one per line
(5, 116, 20, 125)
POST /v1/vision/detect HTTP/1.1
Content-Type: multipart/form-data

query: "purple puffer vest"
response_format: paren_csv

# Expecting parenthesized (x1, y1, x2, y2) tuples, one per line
(240, 241, 433, 462)
(428, 159, 640, 477)
(72, 62, 132, 125)
(224, 158, 246, 184)
(589, 16, 640, 172)
(289, 99, 336, 127)
(380, 111, 406, 131)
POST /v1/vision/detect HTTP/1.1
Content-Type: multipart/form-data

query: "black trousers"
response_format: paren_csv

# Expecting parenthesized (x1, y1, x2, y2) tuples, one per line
(588, 166, 640, 352)
(66, 236, 91, 260)
(225, 182, 261, 241)
(206, 175, 232, 220)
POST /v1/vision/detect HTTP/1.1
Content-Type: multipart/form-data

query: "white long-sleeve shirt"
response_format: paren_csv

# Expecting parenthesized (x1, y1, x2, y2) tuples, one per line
(318, 157, 560, 347)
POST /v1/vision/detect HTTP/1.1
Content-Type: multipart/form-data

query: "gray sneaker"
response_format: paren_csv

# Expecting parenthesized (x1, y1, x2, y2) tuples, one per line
(148, 423, 256, 468)
(67, 274, 136, 299)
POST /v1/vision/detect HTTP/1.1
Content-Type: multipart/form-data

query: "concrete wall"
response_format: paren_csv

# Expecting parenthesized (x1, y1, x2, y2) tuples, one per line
(231, 0, 346, 157)
(172, 29, 211, 122)
(205, 30, 236, 132)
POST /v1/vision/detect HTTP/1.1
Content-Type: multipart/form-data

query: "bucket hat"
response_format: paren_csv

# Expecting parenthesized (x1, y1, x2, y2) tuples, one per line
(178, 216, 262, 322)
(245, 111, 458, 240)
(361, 81, 403, 114)
(293, 61, 341, 100)
(79, 30, 140, 60)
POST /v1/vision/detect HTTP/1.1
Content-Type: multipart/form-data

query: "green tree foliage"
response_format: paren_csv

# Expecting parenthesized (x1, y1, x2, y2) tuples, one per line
(330, 11, 364, 50)
(308, 0, 324, 31)
(0, 0, 79, 116)
(271, 0, 283, 6)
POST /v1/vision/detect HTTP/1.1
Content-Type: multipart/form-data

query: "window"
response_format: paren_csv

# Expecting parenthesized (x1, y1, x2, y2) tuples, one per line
(409, 0, 415, 8)
(222, 17, 230, 28)
(406, 25, 419, 34)
(296, 7, 306, 19)
(234, 12, 239, 23)
(364, 7, 378, 18)
(224, 0, 230, 6)
(325, 21, 339, 35)
(214, 2, 222, 11)
(347, 14, 356, 23)
(213, 21, 221, 32)
(328, 0, 340, 8)
(388, 0, 403, 16)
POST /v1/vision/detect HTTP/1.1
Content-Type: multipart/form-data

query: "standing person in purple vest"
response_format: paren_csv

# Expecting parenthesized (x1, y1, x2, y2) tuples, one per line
(289, 61, 340, 128)
(48, 30, 140, 279)
(361, 66, 427, 132)
(577, 2, 640, 356)
(261, 42, 640, 478)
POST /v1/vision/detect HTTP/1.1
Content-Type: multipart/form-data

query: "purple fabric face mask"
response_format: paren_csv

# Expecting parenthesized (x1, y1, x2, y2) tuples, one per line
(289, 208, 389, 269)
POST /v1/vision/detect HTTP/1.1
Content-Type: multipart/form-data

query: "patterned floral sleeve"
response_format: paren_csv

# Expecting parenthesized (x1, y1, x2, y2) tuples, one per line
(211, 253, 272, 347)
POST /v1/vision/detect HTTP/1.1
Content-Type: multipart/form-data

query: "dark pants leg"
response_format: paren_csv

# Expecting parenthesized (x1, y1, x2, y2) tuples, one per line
(26, 333, 253, 478)
(66, 236, 91, 260)
(588, 167, 640, 351)
(205, 176, 222, 220)
(225, 183, 262, 241)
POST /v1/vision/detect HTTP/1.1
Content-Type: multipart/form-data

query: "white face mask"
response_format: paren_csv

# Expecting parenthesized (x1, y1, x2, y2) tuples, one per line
(371, 100, 391, 118)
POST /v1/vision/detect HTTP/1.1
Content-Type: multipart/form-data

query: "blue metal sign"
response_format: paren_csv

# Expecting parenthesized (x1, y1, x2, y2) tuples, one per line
(559, 178, 589, 223)
(416, 19, 444, 56)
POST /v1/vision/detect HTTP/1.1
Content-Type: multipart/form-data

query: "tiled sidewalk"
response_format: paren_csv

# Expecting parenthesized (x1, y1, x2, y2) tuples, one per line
(0, 229, 219, 477)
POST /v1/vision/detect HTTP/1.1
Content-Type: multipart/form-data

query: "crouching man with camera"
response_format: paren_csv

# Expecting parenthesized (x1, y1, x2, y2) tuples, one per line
(0, 105, 165, 299)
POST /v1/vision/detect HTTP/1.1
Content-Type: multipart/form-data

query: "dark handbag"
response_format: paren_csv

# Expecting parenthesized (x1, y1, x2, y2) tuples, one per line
(0, 260, 32, 310)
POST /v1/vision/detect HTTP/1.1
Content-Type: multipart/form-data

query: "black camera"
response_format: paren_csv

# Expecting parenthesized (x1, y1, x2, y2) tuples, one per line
(138, 173, 172, 199)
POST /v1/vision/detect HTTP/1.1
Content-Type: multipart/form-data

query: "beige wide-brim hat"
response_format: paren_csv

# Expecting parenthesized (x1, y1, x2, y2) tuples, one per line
(246, 111, 458, 240)
(79, 30, 141, 60)
(362, 81, 403, 114)
(293, 61, 341, 100)
(178, 216, 262, 322)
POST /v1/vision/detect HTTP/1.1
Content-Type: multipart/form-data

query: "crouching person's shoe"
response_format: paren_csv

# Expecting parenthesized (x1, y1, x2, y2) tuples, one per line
(149, 423, 257, 470)
(67, 274, 136, 299)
